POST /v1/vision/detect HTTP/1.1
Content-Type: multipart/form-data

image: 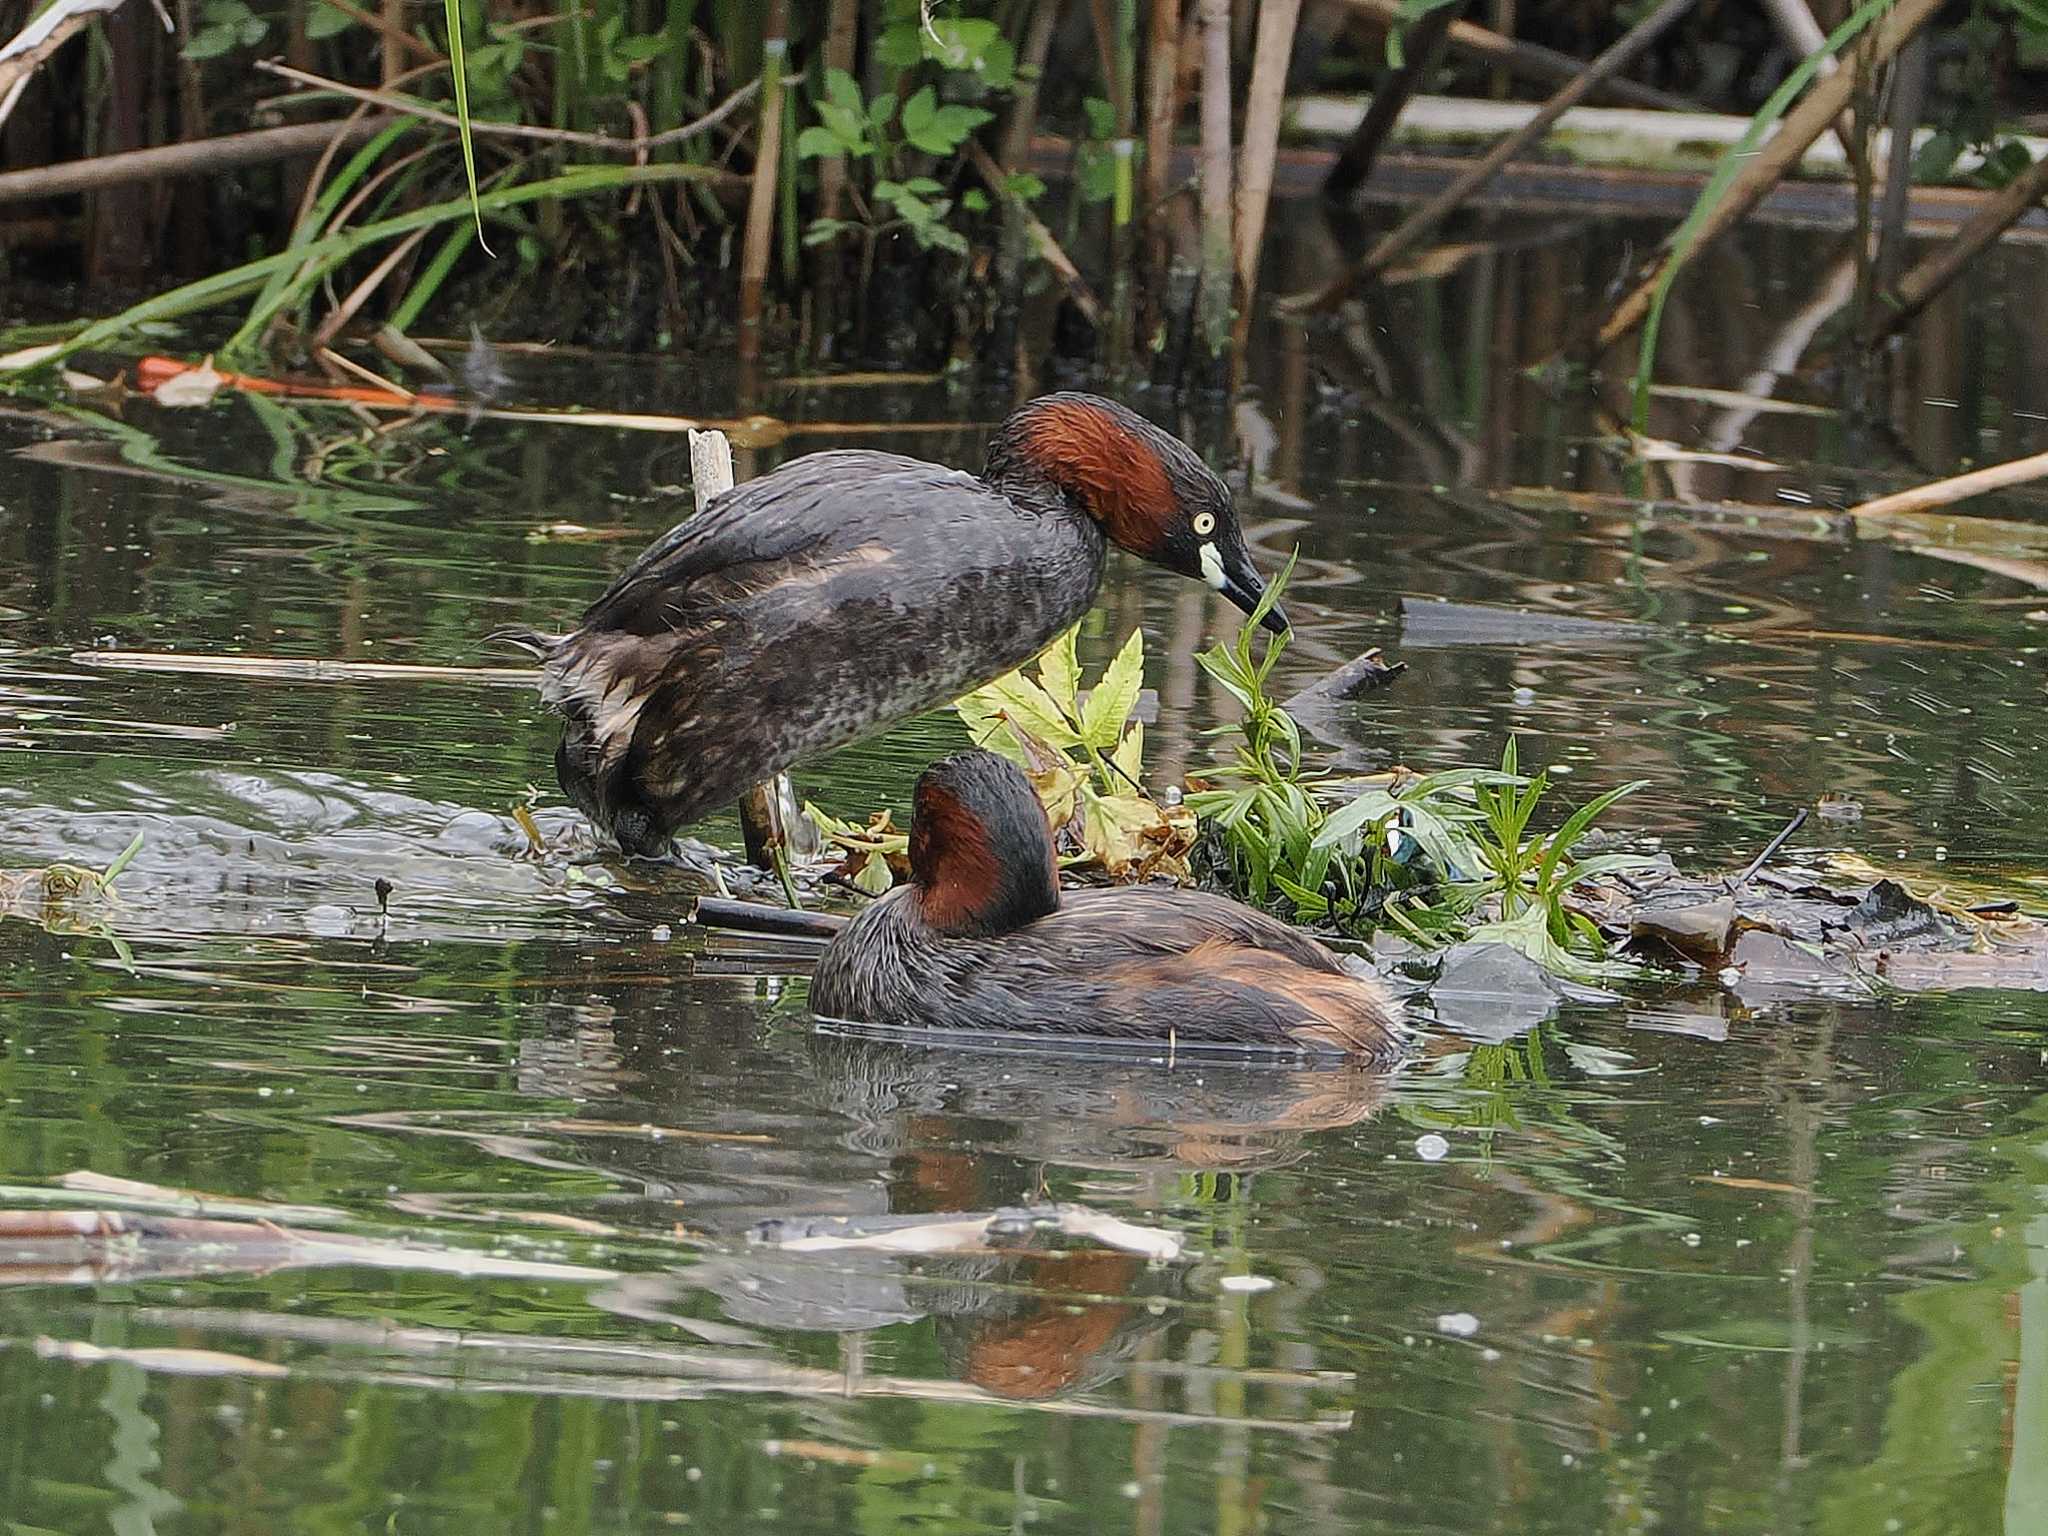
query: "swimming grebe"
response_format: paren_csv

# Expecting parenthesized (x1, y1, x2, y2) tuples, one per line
(501, 393, 1284, 857)
(810, 751, 1407, 1062)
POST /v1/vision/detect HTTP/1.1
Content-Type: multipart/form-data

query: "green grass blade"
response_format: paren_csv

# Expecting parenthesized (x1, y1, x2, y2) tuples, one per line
(444, 0, 493, 255)
(388, 218, 480, 333)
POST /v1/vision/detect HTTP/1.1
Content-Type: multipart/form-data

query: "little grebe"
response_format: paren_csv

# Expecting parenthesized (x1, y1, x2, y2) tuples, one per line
(810, 751, 1407, 1062)
(500, 393, 1284, 857)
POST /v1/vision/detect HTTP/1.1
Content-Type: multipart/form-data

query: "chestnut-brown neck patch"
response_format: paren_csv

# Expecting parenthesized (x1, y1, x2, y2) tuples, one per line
(1013, 399, 1176, 554)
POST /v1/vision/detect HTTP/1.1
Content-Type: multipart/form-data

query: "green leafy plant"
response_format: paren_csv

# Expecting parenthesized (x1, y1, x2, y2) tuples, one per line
(955, 625, 1195, 880)
(181, 0, 268, 60)
(799, 69, 994, 256)
(1186, 559, 1655, 976)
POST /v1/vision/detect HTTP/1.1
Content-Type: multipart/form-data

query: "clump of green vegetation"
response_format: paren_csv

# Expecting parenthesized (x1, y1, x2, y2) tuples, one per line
(0, 832, 146, 971)
(1187, 560, 1653, 980)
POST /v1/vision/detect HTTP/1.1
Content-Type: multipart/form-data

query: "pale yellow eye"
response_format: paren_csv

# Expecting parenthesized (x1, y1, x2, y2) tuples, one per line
(1193, 512, 1216, 536)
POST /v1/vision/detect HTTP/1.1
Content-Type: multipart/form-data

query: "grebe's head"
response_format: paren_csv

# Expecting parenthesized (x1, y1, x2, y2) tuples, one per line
(909, 750, 1062, 937)
(986, 393, 1287, 636)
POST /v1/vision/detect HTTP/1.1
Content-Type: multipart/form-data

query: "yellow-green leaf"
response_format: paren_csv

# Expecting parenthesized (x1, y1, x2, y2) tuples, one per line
(970, 671, 1083, 747)
(1111, 719, 1144, 783)
(1081, 626, 1145, 749)
(1036, 625, 1082, 722)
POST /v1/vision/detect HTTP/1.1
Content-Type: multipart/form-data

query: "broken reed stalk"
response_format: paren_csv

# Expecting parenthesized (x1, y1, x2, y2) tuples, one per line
(1594, 0, 1943, 351)
(1865, 139, 2048, 346)
(0, 119, 391, 206)
(1232, 0, 1304, 318)
(1331, 0, 1695, 112)
(1196, 0, 1234, 359)
(1320, 0, 1465, 201)
(686, 428, 816, 874)
(737, 0, 788, 365)
(1299, 0, 1698, 313)
(1847, 446, 2048, 520)
(0, 0, 151, 125)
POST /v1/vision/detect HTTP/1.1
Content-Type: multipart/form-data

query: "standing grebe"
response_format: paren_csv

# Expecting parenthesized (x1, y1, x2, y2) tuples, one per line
(499, 393, 1284, 857)
(810, 752, 1407, 1062)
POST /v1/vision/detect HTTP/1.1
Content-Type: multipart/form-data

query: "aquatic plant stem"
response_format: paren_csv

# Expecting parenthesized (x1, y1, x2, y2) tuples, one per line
(1865, 139, 2048, 346)
(7, 164, 723, 374)
(737, 0, 788, 365)
(1233, 0, 1303, 313)
(1195, 0, 1233, 360)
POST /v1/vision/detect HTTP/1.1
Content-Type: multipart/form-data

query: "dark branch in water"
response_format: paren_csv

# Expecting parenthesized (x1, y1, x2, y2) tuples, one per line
(1730, 808, 1809, 892)
(693, 896, 848, 942)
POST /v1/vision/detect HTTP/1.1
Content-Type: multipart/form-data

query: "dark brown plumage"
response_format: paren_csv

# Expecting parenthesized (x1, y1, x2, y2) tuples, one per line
(810, 752, 1407, 1063)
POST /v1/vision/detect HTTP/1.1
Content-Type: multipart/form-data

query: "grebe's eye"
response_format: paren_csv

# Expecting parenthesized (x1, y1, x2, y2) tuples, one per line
(1192, 511, 1216, 536)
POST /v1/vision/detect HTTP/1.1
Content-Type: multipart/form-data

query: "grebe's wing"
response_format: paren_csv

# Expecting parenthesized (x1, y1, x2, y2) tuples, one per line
(579, 451, 974, 636)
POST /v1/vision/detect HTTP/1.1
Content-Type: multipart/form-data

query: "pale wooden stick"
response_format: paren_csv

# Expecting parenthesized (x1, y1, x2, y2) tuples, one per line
(1847, 448, 2048, 520)
(687, 429, 817, 869)
(71, 651, 542, 684)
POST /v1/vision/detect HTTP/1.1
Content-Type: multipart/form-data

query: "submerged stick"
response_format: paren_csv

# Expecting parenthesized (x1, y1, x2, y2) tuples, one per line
(71, 651, 541, 685)
(1730, 808, 1809, 890)
(692, 895, 847, 942)
(1299, 0, 1697, 311)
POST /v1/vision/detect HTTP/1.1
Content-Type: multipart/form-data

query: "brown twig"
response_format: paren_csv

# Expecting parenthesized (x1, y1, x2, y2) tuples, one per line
(965, 139, 1104, 326)
(256, 60, 761, 154)
(1332, 0, 1695, 111)
(0, 118, 392, 206)
(1298, 0, 1698, 312)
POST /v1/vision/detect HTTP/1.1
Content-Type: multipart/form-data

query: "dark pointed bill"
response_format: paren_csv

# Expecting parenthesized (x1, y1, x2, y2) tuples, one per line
(1206, 539, 1289, 635)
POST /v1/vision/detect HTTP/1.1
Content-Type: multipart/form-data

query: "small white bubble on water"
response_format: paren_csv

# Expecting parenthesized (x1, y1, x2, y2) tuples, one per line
(1219, 1274, 1275, 1294)
(1415, 1133, 1449, 1161)
(1121, 1482, 1142, 1499)
(1436, 1312, 1480, 1337)
(651, 924, 672, 941)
